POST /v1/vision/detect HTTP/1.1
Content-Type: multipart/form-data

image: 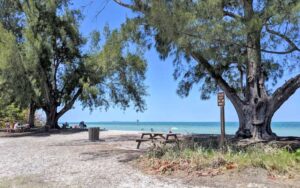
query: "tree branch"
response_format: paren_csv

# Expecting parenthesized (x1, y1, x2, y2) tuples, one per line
(191, 51, 245, 108)
(112, 0, 137, 10)
(223, 10, 244, 21)
(271, 74, 300, 113)
(263, 25, 300, 54)
(57, 87, 83, 118)
(53, 59, 60, 92)
(261, 48, 299, 55)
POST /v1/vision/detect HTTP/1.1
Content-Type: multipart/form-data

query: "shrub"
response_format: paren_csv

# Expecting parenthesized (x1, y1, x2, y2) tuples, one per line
(144, 144, 300, 175)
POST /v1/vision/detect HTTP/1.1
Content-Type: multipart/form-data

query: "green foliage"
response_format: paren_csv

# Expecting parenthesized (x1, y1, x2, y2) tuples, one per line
(116, 0, 300, 99)
(0, 0, 23, 40)
(81, 26, 147, 111)
(0, 0, 147, 126)
(0, 102, 28, 126)
(0, 24, 33, 109)
(21, 0, 86, 108)
(295, 149, 300, 161)
(0, 1, 36, 114)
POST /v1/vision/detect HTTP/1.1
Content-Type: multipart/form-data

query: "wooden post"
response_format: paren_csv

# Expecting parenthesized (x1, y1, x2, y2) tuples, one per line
(218, 92, 226, 147)
(88, 127, 100, 141)
(220, 105, 225, 146)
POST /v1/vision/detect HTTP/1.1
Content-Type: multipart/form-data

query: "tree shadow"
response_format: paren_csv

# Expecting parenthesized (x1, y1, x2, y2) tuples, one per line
(79, 149, 144, 163)
(0, 128, 89, 138)
(182, 134, 235, 149)
(274, 136, 300, 151)
(103, 134, 140, 142)
(277, 136, 300, 141)
(178, 134, 300, 151)
(49, 139, 106, 147)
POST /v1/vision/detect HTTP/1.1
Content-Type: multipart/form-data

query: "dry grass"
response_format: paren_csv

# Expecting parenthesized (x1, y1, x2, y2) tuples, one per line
(141, 143, 300, 176)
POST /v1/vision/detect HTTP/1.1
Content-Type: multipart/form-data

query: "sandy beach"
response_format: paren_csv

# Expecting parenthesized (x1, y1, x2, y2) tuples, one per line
(0, 130, 298, 188)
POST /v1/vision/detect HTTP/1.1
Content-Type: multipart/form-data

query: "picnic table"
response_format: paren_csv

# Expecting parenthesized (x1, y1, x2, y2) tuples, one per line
(140, 132, 165, 139)
(136, 132, 179, 149)
(166, 133, 178, 141)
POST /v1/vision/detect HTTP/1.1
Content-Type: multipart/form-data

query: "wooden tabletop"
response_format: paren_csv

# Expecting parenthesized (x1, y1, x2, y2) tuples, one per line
(141, 132, 164, 135)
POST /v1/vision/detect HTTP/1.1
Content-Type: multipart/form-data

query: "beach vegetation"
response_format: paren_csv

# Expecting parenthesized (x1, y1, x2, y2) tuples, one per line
(0, 103, 27, 127)
(141, 144, 300, 176)
(0, 102, 44, 128)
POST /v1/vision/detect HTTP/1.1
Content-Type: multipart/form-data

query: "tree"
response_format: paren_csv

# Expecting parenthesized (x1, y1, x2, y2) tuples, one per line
(0, 22, 36, 123)
(0, 0, 39, 127)
(112, 0, 300, 140)
(17, 0, 146, 129)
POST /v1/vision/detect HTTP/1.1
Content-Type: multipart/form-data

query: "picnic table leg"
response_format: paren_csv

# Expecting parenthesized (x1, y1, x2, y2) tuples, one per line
(137, 141, 141, 149)
(174, 135, 178, 141)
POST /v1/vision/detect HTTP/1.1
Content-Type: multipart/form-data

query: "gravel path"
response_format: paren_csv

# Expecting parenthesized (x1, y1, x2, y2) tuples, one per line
(0, 131, 195, 188)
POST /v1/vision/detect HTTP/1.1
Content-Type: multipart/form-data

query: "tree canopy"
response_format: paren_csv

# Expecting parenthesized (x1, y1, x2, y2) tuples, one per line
(0, 0, 147, 128)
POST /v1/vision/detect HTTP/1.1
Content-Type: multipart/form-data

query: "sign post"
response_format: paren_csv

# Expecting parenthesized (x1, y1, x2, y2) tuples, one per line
(217, 92, 225, 147)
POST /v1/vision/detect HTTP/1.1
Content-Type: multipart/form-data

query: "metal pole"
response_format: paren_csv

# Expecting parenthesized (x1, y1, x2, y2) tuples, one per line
(220, 105, 225, 147)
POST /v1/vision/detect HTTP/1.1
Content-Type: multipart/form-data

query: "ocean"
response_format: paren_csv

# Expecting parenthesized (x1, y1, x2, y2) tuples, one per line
(68, 122, 300, 137)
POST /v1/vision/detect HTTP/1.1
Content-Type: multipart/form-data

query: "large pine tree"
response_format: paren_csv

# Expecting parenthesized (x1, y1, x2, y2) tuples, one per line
(113, 0, 300, 140)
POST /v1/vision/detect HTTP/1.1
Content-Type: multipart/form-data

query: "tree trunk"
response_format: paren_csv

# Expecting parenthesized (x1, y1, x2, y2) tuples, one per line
(45, 107, 60, 129)
(233, 4, 276, 140)
(28, 102, 36, 127)
(235, 103, 277, 141)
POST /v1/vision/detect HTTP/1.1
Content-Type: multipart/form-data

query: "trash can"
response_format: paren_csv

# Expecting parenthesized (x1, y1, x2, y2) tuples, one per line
(88, 127, 99, 141)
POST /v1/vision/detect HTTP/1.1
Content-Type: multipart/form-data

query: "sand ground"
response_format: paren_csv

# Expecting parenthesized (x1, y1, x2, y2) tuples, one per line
(0, 130, 298, 188)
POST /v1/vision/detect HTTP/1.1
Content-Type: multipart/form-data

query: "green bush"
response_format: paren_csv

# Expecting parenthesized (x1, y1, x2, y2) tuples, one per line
(0, 103, 28, 127)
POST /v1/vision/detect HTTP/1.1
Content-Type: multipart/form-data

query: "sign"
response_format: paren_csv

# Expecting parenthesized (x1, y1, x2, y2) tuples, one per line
(218, 92, 226, 147)
(217, 92, 225, 106)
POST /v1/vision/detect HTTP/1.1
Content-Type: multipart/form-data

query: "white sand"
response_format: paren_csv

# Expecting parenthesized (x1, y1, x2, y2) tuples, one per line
(0, 130, 196, 188)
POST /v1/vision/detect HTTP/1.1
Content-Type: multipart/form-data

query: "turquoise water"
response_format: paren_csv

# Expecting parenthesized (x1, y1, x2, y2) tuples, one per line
(68, 122, 300, 137)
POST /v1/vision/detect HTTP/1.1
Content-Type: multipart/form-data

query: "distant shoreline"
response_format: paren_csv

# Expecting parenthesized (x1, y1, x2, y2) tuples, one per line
(59, 122, 300, 137)
(60, 121, 300, 124)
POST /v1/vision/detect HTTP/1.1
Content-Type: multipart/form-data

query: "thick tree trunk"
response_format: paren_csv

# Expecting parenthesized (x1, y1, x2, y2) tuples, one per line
(234, 2, 275, 141)
(235, 103, 277, 140)
(45, 107, 60, 129)
(28, 102, 36, 127)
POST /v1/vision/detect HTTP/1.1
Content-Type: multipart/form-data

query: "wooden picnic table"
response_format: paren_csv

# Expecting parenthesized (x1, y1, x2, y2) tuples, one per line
(136, 132, 179, 149)
(140, 132, 165, 139)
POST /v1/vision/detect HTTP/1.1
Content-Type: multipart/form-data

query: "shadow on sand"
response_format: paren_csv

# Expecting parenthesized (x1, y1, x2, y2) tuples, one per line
(0, 128, 89, 138)
(79, 149, 143, 162)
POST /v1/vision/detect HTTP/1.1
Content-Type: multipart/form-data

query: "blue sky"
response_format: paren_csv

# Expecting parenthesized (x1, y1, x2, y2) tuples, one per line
(60, 0, 300, 122)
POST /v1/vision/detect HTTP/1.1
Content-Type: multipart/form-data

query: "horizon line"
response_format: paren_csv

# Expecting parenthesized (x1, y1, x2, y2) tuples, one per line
(60, 121, 300, 123)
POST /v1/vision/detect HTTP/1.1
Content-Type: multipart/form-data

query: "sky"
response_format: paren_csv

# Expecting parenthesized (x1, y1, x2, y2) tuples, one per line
(60, 0, 300, 122)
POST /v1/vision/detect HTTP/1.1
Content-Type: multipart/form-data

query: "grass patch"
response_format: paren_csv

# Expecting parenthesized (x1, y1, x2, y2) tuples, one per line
(141, 144, 300, 176)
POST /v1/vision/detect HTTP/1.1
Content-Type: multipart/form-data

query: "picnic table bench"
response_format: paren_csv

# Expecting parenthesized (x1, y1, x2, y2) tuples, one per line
(136, 133, 179, 149)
